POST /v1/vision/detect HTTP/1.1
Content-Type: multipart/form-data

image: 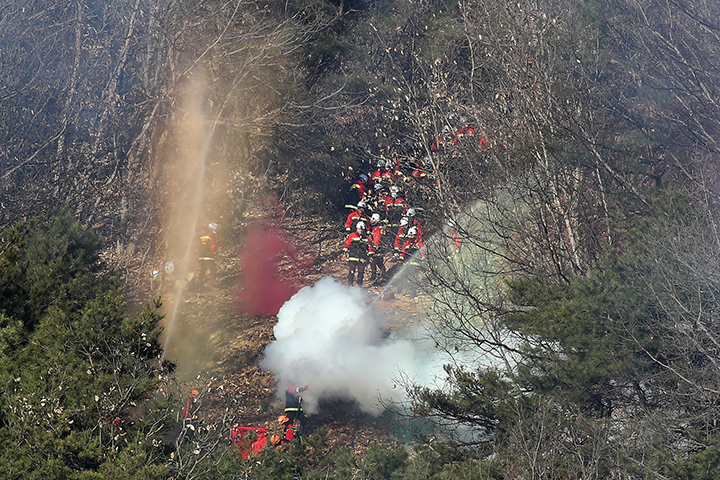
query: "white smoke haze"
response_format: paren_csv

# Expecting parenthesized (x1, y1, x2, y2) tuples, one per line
(261, 276, 448, 414)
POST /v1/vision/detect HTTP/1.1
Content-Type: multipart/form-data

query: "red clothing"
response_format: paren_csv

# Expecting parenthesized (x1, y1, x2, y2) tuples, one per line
(400, 237, 425, 260)
(344, 231, 373, 260)
(345, 210, 369, 231)
(381, 169, 399, 184)
(410, 219, 423, 242)
(394, 225, 408, 250)
(383, 195, 406, 215)
(370, 224, 383, 249)
(199, 231, 217, 259)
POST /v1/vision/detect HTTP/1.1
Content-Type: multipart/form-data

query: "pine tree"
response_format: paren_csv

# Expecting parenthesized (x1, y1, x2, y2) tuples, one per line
(0, 208, 170, 479)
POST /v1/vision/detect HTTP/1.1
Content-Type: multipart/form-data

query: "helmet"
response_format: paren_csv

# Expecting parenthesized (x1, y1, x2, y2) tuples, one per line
(278, 415, 291, 425)
(408, 227, 418, 236)
(390, 185, 400, 194)
(400, 217, 409, 227)
(407, 208, 416, 217)
(357, 201, 367, 209)
(374, 183, 384, 191)
(356, 221, 366, 230)
(208, 223, 218, 231)
(359, 173, 369, 183)
(377, 159, 386, 168)
(371, 213, 381, 223)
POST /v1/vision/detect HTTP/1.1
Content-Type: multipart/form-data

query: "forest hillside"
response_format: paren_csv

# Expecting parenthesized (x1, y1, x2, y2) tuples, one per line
(2, 0, 720, 478)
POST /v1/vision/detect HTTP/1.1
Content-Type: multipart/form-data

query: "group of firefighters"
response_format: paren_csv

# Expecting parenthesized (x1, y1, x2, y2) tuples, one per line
(341, 121, 484, 288)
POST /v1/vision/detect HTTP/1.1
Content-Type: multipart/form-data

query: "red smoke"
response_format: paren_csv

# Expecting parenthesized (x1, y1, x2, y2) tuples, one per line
(235, 222, 311, 316)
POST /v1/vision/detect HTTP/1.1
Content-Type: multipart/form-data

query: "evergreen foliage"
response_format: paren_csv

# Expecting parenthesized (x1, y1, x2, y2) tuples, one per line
(0, 209, 169, 478)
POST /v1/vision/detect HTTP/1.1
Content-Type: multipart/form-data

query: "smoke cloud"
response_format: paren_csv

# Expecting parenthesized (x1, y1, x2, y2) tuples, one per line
(261, 276, 445, 414)
(235, 222, 307, 316)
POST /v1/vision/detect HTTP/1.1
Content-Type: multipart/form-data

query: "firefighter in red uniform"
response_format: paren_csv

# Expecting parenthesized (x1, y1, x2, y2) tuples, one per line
(344, 174, 370, 210)
(383, 185, 406, 228)
(399, 227, 425, 297)
(284, 382, 307, 437)
(345, 201, 370, 232)
(370, 160, 385, 184)
(197, 223, 217, 287)
(394, 217, 410, 252)
(343, 221, 373, 287)
(368, 213, 386, 284)
(406, 208, 423, 242)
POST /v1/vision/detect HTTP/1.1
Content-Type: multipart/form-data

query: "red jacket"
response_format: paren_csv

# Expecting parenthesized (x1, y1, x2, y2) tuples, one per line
(400, 236, 425, 260)
(199, 231, 217, 259)
(370, 224, 383, 249)
(344, 231, 373, 260)
(383, 195, 406, 216)
(394, 225, 408, 250)
(345, 210, 369, 231)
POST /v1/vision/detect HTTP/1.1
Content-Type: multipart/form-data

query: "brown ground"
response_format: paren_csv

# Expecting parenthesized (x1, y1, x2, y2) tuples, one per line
(157, 211, 420, 454)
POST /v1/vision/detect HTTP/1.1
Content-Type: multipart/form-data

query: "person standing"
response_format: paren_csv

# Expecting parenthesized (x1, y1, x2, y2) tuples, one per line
(197, 223, 217, 287)
(284, 382, 308, 437)
(343, 221, 372, 287)
(368, 213, 386, 284)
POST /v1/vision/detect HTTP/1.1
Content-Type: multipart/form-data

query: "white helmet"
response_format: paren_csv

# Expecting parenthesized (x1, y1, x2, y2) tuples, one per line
(390, 185, 400, 194)
(407, 227, 418, 236)
(400, 217, 409, 227)
(407, 208, 416, 217)
(377, 159, 386, 168)
(357, 201, 368, 209)
(371, 213, 381, 223)
(374, 183, 384, 191)
(356, 221, 366, 230)
(208, 223, 218, 231)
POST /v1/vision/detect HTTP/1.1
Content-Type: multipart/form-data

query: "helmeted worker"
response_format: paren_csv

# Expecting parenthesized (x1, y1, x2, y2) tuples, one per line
(369, 182, 387, 212)
(400, 226, 425, 261)
(406, 208, 423, 242)
(197, 223, 217, 287)
(394, 217, 410, 252)
(343, 221, 373, 287)
(284, 383, 307, 437)
(345, 201, 370, 232)
(383, 185, 406, 228)
(370, 160, 385, 184)
(399, 226, 425, 297)
(368, 213, 386, 284)
(344, 174, 370, 210)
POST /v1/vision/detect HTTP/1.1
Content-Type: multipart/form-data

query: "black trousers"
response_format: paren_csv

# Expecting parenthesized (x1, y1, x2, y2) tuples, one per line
(347, 260, 366, 286)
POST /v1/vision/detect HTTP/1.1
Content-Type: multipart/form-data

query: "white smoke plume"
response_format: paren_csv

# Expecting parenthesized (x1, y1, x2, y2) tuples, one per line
(260, 276, 444, 414)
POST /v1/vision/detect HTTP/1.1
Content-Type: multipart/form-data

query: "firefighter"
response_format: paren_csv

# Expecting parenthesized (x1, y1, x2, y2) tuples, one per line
(197, 223, 217, 287)
(284, 383, 307, 437)
(384, 185, 406, 228)
(399, 227, 425, 297)
(369, 182, 387, 212)
(343, 221, 372, 287)
(368, 213, 386, 284)
(345, 201, 370, 232)
(406, 208, 423, 242)
(394, 217, 410, 252)
(273, 415, 297, 447)
(344, 173, 370, 210)
(400, 226, 425, 261)
(370, 160, 385, 184)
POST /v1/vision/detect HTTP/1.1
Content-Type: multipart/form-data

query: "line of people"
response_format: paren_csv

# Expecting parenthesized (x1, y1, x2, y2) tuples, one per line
(342, 188, 425, 288)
